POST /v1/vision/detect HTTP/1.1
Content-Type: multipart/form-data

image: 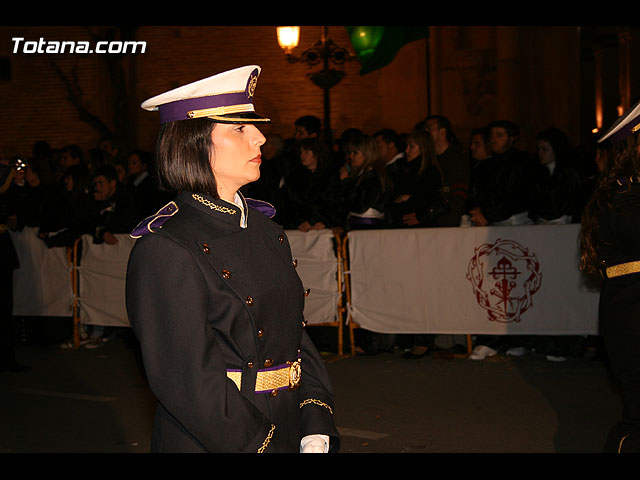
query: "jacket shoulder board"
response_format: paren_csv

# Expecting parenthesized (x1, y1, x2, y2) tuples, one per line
(246, 198, 276, 219)
(130, 201, 179, 238)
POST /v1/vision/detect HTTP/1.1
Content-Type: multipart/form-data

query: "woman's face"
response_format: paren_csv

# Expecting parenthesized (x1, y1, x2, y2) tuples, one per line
(300, 148, 318, 171)
(470, 134, 490, 161)
(210, 123, 266, 200)
(64, 174, 74, 192)
(115, 163, 127, 184)
(348, 149, 365, 169)
(127, 154, 146, 176)
(405, 141, 421, 162)
(537, 139, 555, 165)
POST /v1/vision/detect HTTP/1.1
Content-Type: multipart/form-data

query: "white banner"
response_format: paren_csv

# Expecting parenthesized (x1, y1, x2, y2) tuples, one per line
(77, 229, 340, 327)
(12, 223, 598, 335)
(78, 234, 137, 327)
(285, 229, 340, 326)
(10, 227, 73, 317)
(9, 228, 340, 328)
(347, 224, 600, 335)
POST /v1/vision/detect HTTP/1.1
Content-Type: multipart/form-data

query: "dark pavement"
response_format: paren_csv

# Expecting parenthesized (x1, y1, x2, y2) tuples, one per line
(0, 321, 623, 454)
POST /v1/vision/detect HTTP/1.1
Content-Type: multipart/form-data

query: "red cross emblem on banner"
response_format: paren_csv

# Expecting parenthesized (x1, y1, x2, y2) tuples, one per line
(466, 238, 542, 323)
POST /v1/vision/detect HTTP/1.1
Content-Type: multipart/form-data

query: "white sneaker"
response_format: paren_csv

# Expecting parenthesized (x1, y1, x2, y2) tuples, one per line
(84, 336, 107, 349)
(506, 346, 527, 357)
(60, 333, 90, 349)
(545, 354, 567, 362)
(469, 345, 497, 360)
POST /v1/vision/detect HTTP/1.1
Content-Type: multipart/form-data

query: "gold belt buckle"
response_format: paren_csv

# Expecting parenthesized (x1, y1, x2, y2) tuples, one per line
(288, 358, 302, 390)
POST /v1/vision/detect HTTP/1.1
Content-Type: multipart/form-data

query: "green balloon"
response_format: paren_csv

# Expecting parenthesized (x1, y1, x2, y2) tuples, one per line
(347, 26, 385, 60)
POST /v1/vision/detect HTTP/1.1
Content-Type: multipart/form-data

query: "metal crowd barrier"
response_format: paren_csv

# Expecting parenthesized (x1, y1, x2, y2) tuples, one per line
(12, 224, 600, 357)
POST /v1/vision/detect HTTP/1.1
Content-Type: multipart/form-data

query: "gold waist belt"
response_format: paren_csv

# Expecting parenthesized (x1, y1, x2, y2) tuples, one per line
(605, 260, 640, 278)
(227, 358, 301, 394)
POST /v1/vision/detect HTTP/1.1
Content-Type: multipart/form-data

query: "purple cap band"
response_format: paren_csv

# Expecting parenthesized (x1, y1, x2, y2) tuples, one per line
(608, 120, 640, 144)
(158, 91, 252, 124)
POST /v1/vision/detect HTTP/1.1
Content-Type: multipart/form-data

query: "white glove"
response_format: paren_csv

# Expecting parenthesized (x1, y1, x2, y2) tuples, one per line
(300, 434, 329, 453)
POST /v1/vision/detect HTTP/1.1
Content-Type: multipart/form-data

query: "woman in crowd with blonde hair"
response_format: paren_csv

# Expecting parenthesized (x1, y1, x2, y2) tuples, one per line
(340, 133, 392, 230)
(391, 128, 446, 228)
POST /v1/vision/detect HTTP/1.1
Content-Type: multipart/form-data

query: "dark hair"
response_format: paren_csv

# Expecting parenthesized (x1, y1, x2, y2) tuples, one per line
(374, 128, 404, 152)
(155, 118, 218, 197)
(128, 149, 153, 167)
(595, 139, 615, 172)
(471, 127, 491, 144)
(64, 164, 91, 194)
(61, 144, 84, 161)
(298, 137, 333, 171)
(92, 164, 118, 183)
(295, 115, 322, 136)
(426, 115, 460, 145)
(32, 140, 51, 159)
(536, 127, 573, 164)
(264, 133, 285, 155)
(489, 120, 520, 138)
(580, 133, 640, 275)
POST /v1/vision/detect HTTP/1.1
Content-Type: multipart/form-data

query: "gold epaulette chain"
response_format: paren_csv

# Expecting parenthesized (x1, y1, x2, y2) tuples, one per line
(257, 424, 276, 453)
(192, 193, 237, 215)
(299, 398, 334, 415)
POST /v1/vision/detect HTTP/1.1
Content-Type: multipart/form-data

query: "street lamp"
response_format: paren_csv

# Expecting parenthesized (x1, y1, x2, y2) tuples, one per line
(276, 26, 300, 54)
(276, 26, 354, 145)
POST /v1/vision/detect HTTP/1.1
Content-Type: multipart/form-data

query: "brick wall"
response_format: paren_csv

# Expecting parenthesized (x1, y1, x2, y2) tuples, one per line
(2, 25, 591, 165)
(1, 25, 429, 161)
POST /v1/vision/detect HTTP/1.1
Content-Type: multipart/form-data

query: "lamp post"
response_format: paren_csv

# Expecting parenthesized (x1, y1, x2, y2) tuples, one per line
(276, 26, 353, 146)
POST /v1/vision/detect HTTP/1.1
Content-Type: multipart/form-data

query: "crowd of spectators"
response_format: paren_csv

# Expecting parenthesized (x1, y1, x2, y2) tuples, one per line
(0, 139, 174, 349)
(245, 115, 600, 238)
(2, 114, 601, 248)
(0, 113, 604, 354)
(1, 140, 172, 251)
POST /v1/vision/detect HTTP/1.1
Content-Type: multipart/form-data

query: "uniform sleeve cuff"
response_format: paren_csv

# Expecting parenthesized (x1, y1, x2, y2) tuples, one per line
(300, 434, 329, 453)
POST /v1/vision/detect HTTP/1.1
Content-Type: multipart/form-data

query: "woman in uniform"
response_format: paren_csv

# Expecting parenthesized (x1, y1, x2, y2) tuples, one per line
(126, 66, 339, 453)
(580, 100, 640, 453)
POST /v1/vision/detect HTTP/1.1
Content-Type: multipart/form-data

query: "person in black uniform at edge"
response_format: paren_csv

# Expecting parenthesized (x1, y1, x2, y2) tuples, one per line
(125, 65, 340, 453)
(0, 160, 28, 372)
(580, 99, 640, 453)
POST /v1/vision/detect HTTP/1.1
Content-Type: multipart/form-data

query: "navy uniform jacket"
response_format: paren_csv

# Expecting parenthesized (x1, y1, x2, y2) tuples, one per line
(597, 179, 640, 336)
(125, 191, 340, 453)
(595, 178, 640, 452)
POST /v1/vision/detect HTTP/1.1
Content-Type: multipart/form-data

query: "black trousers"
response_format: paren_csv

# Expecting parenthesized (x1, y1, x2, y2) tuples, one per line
(0, 268, 16, 367)
(602, 332, 640, 452)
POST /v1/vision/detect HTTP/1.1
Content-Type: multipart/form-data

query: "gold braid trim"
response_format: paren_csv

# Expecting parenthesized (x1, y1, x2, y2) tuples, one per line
(187, 104, 255, 119)
(606, 260, 640, 278)
(192, 193, 237, 215)
(257, 424, 276, 453)
(300, 398, 334, 415)
(618, 434, 630, 453)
